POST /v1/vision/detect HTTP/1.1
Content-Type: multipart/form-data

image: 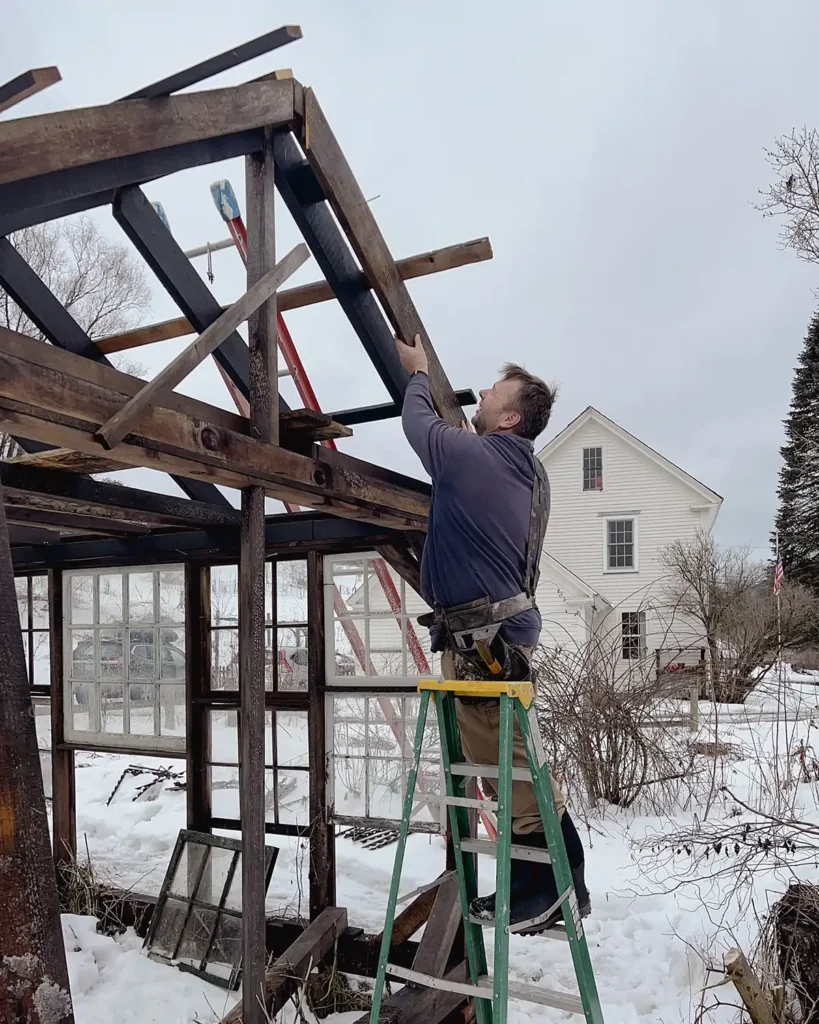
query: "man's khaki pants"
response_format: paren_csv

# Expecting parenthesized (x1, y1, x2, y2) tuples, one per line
(442, 648, 565, 835)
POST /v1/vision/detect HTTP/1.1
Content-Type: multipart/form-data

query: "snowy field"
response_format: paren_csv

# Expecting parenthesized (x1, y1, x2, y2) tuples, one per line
(42, 667, 819, 1024)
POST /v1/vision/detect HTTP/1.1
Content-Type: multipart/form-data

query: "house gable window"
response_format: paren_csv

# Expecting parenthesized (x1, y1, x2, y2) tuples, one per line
(582, 447, 603, 491)
(605, 518, 637, 571)
(621, 611, 646, 660)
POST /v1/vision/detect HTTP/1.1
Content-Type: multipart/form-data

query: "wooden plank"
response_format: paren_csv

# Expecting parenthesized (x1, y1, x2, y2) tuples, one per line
(377, 542, 422, 595)
(95, 238, 493, 355)
(6, 506, 146, 537)
(307, 551, 335, 919)
(385, 884, 438, 947)
(221, 907, 348, 1024)
(246, 131, 279, 444)
(122, 26, 301, 99)
(49, 567, 76, 883)
(0, 332, 429, 528)
(96, 244, 308, 450)
(0, 490, 74, 1024)
(411, 873, 463, 978)
(0, 79, 295, 187)
(0, 67, 61, 115)
(185, 565, 211, 832)
(300, 89, 465, 427)
(238, 486, 267, 1024)
(9, 448, 130, 475)
(0, 462, 241, 530)
(354, 961, 468, 1024)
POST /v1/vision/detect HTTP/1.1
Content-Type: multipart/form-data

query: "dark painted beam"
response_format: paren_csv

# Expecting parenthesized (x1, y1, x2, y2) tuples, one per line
(0, 463, 240, 528)
(330, 388, 477, 426)
(121, 25, 301, 100)
(0, 67, 61, 115)
(0, 131, 263, 236)
(113, 186, 291, 414)
(272, 131, 410, 405)
(10, 511, 399, 571)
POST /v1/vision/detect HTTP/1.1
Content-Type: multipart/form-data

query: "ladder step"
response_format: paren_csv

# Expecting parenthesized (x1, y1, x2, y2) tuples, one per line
(450, 762, 531, 782)
(461, 837, 551, 864)
(468, 915, 569, 941)
(439, 795, 499, 811)
(384, 964, 583, 1014)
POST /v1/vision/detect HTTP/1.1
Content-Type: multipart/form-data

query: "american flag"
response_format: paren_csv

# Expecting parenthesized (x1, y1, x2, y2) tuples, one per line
(773, 559, 784, 596)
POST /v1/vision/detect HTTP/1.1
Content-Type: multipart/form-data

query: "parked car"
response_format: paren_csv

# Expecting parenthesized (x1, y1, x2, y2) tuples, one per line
(72, 629, 185, 703)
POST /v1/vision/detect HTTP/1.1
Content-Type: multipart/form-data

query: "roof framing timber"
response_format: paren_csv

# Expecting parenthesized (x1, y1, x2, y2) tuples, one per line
(0, 67, 62, 115)
(95, 237, 493, 355)
(0, 329, 429, 530)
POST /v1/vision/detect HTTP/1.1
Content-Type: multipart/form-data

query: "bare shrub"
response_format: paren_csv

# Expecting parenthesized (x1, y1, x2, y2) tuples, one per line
(533, 629, 696, 813)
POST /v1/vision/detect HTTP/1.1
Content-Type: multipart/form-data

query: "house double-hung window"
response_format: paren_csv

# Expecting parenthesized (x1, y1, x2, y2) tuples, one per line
(583, 447, 603, 490)
(622, 611, 647, 660)
(605, 518, 636, 570)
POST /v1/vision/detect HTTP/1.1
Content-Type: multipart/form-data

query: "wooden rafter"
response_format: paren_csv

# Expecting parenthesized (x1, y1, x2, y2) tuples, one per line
(300, 87, 466, 426)
(0, 329, 428, 529)
(0, 78, 296, 187)
(96, 243, 308, 450)
(0, 67, 61, 115)
(95, 237, 493, 356)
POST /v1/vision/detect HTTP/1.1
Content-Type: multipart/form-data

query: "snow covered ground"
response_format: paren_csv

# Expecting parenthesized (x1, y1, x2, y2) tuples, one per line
(45, 667, 819, 1024)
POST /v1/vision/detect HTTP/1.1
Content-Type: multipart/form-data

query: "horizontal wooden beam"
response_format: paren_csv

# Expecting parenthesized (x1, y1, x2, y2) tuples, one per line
(122, 25, 301, 100)
(0, 78, 295, 188)
(301, 88, 465, 426)
(5, 506, 149, 537)
(0, 463, 242, 530)
(8, 449, 130, 475)
(10, 510, 399, 571)
(95, 237, 492, 355)
(96, 242, 309, 449)
(0, 330, 428, 530)
(0, 67, 61, 115)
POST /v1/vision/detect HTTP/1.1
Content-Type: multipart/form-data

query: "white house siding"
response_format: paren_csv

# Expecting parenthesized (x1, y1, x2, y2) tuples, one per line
(535, 575, 590, 651)
(540, 417, 718, 661)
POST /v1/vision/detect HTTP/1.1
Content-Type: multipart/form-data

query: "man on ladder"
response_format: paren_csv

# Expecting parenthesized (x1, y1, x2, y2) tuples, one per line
(395, 335, 591, 933)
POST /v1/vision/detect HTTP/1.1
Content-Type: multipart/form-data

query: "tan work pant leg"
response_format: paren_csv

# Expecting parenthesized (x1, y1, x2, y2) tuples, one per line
(441, 649, 565, 834)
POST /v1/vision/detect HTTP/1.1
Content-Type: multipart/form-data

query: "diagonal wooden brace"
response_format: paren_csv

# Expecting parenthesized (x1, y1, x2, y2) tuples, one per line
(95, 242, 309, 450)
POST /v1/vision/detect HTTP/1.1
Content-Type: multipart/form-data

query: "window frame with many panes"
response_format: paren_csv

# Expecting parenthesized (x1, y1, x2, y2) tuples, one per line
(582, 446, 603, 491)
(63, 565, 186, 753)
(604, 517, 637, 572)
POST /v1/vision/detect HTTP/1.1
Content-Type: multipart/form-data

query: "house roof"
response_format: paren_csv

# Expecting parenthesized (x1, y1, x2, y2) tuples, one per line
(536, 406, 723, 507)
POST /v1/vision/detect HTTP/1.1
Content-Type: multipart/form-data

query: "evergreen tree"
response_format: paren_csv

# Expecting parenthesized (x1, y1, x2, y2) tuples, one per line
(774, 311, 819, 591)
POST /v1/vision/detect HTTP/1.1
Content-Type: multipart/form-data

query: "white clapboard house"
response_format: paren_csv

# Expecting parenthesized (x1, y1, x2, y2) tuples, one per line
(337, 406, 722, 672)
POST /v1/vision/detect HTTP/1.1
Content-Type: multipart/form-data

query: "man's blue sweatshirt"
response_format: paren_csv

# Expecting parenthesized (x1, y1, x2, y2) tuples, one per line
(402, 372, 550, 649)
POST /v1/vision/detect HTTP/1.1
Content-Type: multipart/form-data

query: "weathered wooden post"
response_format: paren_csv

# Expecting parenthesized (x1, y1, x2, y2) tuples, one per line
(0, 486, 74, 1024)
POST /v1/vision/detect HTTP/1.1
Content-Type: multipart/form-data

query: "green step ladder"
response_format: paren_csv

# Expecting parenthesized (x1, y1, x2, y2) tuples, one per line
(369, 677, 605, 1024)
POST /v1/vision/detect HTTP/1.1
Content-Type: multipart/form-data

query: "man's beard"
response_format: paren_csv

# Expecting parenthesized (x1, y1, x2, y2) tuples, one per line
(471, 410, 488, 436)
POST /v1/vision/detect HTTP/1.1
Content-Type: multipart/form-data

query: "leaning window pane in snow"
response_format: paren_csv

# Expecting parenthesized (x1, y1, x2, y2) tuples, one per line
(149, 896, 188, 959)
(169, 839, 209, 899)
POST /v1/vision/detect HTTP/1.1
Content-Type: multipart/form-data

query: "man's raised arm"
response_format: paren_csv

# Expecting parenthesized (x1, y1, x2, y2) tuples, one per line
(396, 336, 474, 480)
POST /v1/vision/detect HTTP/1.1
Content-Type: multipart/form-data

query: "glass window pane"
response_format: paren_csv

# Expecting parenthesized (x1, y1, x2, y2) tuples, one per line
(265, 562, 273, 625)
(100, 683, 123, 734)
(211, 629, 238, 689)
(128, 572, 155, 622)
(202, 845, 235, 906)
(210, 766, 239, 819)
(129, 683, 155, 735)
(70, 630, 94, 680)
(70, 576, 93, 625)
(129, 634, 155, 679)
(71, 683, 93, 732)
(98, 574, 123, 624)
(224, 855, 242, 911)
(32, 575, 48, 628)
(149, 896, 188, 959)
(100, 630, 124, 678)
(160, 629, 185, 680)
(275, 711, 309, 768)
(277, 560, 307, 624)
(32, 634, 50, 686)
(21, 632, 29, 680)
(211, 565, 238, 626)
(208, 913, 242, 981)
(332, 619, 366, 678)
(177, 906, 217, 968)
(277, 631, 308, 691)
(169, 840, 209, 898)
(15, 577, 28, 628)
(159, 569, 185, 624)
(276, 770, 309, 826)
(367, 758, 405, 819)
(159, 684, 185, 737)
(209, 709, 239, 764)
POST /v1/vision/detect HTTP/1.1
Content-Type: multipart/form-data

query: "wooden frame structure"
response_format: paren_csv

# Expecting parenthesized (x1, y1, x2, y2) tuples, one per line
(0, 24, 489, 1024)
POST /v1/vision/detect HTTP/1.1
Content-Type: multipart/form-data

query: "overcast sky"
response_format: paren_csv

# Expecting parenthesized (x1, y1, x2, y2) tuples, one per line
(4, 0, 818, 556)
